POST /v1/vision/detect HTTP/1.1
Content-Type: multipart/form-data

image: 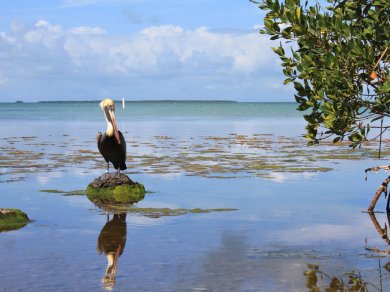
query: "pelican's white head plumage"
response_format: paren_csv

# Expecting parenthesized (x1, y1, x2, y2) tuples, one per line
(99, 98, 120, 144)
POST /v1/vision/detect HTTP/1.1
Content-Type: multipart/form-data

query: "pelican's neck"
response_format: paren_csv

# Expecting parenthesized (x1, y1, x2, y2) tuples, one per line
(103, 112, 115, 136)
(106, 121, 114, 136)
(106, 253, 114, 266)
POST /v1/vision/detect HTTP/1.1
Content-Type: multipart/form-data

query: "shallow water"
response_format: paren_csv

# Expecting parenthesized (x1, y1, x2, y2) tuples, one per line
(1, 102, 390, 291)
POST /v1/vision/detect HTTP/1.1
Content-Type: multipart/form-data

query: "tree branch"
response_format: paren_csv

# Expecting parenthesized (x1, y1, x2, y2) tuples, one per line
(367, 175, 390, 213)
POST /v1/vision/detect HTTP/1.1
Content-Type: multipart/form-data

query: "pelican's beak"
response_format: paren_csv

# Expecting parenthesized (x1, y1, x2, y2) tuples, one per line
(108, 109, 121, 144)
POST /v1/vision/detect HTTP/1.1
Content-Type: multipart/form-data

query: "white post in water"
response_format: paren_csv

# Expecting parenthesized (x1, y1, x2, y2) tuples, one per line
(122, 98, 125, 109)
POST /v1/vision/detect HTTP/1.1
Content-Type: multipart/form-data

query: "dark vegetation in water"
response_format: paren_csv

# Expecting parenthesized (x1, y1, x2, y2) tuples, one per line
(87, 196, 237, 216)
(40, 189, 86, 196)
(304, 264, 378, 291)
(0, 208, 31, 232)
(104, 207, 237, 217)
(1, 133, 388, 183)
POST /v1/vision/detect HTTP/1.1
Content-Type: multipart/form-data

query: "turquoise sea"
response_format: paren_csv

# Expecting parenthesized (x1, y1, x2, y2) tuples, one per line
(0, 101, 389, 291)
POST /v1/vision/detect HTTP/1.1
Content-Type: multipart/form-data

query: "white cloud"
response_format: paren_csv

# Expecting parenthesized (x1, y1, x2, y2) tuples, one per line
(20, 21, 276, 76)
(0, 19, 288, 101)
(34, 19, 50, 28)
(68, 26, 107, 35)
(24, 20, 63, 48)
(0, 32, 16, 44)
(23, 21, 275, 80)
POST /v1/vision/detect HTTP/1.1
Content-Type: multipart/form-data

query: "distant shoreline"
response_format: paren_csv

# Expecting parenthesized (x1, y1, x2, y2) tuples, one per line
(2, 100, 296, 104)
(36, 100, 238, 103)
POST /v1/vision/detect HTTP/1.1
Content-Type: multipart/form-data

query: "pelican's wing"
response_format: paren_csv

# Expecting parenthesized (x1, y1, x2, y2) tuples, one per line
(96, 132, 103, 153)
(97, 131, 109, 162)
(118, 131, 127, 170)
(119, 131, 126, 154)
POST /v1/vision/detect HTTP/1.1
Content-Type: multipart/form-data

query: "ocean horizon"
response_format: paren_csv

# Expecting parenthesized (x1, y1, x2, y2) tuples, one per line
(3, 99, 296, 103)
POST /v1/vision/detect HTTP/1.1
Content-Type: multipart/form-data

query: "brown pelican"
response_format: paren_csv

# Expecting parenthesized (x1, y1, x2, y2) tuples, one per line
(97, 99, 127, 173)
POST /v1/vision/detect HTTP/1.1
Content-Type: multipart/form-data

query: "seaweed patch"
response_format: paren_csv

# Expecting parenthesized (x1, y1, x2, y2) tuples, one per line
(1, 133, 388, 182)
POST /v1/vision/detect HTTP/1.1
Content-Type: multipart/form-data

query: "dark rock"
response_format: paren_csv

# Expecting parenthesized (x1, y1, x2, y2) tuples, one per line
(86, 173, 145, 210)
(89, 173, 135, 189)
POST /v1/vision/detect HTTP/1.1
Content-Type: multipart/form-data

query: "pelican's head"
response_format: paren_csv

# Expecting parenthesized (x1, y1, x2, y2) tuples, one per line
(100, 98, 121, 144)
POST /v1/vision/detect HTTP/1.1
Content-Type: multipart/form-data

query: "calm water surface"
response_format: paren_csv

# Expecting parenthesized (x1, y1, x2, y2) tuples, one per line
(0, 101, 389, 291)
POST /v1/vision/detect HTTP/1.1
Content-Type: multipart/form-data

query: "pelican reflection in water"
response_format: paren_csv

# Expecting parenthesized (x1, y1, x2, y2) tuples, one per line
(97, 213, 127, 289)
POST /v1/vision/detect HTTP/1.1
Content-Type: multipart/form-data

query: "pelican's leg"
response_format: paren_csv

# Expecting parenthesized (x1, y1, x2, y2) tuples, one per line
(114, 170, 120, 177)
(106, 162, 110, 173)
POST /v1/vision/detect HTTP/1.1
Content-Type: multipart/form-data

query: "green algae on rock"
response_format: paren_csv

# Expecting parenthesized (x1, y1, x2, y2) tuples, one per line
(86, 173, 145, 208)
(0, 208, 31, 232)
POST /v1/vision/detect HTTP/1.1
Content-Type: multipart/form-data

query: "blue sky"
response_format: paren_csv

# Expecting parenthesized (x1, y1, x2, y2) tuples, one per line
(0, 0, 293, 102)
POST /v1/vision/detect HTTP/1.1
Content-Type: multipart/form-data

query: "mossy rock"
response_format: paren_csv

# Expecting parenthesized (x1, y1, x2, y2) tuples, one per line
(0, 208, 31, 232)
(86, 173, 145, 209)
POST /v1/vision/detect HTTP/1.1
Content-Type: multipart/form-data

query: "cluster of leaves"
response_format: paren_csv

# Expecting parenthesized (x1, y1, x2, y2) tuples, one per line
(304, 264, 374, 291)
(254, 0, 390, 147)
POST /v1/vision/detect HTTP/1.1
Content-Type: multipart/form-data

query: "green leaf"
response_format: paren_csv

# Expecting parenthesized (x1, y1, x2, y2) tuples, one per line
(271, 46, 285, 56)
(295, 7, 301, 21)
(293, 24, 305, 34)
(293, 82, 304, 92)
(333, 137, 341, 143)
(302, 55, 313, 64)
